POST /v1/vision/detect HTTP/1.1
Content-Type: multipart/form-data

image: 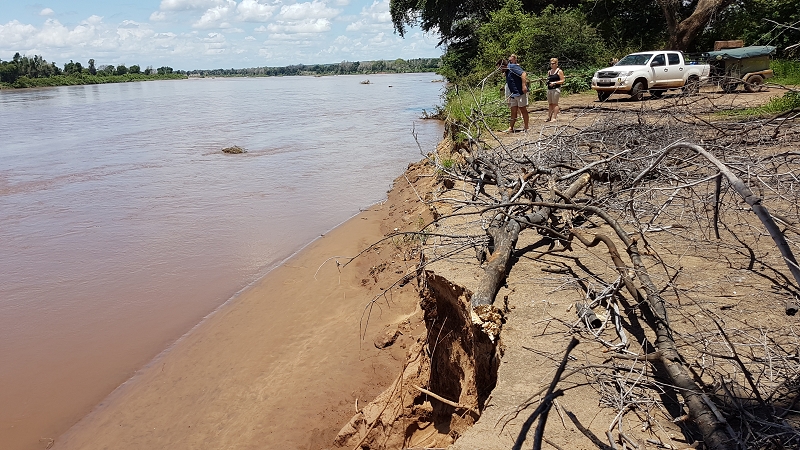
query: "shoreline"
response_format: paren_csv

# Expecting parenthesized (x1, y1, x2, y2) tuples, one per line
(51, 164, 434, 449)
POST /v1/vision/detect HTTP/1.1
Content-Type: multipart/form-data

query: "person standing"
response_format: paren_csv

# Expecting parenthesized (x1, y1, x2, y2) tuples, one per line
(546, 58, 565, 122)
(504, 54, 529, 132)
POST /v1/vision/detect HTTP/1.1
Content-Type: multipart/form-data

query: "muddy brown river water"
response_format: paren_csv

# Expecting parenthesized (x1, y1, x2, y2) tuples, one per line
(0, 73, 443, 449)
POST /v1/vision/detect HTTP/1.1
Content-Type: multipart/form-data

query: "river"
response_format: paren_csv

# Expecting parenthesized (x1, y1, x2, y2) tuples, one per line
(0, 73, 444, 449)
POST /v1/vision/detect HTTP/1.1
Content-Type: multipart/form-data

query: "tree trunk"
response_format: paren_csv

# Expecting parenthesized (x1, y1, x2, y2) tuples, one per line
(660, 0, 736, 50)
(471, 174, 590, 308)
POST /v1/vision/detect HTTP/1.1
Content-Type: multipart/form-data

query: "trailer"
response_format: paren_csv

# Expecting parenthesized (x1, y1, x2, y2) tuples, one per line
(706, 45, 776, 93)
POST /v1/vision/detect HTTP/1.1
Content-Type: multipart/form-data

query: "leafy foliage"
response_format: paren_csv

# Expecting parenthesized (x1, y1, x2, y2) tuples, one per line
(579, 0, 667, 51)
(694, 0, 800, 55)
(445, 0, 607, 87)
(476, 1, 608, 74)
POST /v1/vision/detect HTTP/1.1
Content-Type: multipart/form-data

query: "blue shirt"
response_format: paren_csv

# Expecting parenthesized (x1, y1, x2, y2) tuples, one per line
(506, 63, 525, 97)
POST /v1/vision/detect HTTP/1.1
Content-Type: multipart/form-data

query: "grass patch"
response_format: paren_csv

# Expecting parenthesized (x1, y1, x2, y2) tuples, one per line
(717, 90, 800, 117)
(444, 84, 509, 139)
(770, 60, 800, 86)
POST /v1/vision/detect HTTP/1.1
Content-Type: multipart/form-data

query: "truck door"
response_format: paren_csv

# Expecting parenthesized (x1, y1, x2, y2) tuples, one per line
(665, 52, 684, 87)
(650, 53, 669, 87)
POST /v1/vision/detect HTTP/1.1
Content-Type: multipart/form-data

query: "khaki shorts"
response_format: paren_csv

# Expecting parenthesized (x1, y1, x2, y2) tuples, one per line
(547, 88, 561, 104)
(509, 94, 528, 108)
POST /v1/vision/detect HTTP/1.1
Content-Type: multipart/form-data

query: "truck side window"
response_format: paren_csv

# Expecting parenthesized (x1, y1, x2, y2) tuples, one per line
(651, 54, 666, 67)
(668, 53, 681, 65)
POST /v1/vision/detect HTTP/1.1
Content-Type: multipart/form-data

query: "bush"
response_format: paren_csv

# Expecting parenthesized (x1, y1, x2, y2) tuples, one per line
(444, 84, 509, 139)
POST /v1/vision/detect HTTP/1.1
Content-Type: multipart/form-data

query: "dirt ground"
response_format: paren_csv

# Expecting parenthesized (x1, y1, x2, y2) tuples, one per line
(332, 84, 800, 449)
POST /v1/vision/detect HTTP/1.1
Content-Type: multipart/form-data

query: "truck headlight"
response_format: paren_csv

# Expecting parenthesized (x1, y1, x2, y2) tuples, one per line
(620, 71, 634, 77)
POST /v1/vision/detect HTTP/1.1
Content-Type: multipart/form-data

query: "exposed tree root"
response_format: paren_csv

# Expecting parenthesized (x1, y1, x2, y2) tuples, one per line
(334, 272, 501, 449)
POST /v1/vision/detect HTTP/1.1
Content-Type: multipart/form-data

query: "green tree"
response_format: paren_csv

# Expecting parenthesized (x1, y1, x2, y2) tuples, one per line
(88, 59, 96, 75)
(580, 0, 666, 51)
(116, 64, 128, 75)
(451, 0, 606, 81)
(0, 60, 19, 83)
(157, 66, 173, 75)
(129, 64, 141, 74)
(63, 60, 83, 75)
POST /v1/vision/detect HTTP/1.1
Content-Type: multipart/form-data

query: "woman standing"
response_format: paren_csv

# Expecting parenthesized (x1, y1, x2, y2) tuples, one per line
(546, 58, 565, 122)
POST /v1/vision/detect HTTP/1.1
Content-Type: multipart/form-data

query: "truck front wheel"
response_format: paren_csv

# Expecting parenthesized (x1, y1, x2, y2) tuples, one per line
(630, 81, 645, 101)
(597, 91, 611, 102)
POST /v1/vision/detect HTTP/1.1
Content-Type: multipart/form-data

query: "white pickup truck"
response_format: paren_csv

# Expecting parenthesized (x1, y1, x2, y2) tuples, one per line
(591, 51, 710, 101)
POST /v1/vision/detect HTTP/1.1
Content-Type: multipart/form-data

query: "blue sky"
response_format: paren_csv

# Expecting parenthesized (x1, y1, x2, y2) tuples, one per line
(0, 0, 442, 70)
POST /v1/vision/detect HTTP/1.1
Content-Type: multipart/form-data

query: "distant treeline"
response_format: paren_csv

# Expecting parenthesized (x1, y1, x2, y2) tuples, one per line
(0, 53, 183, 88)
(187, 58, 442, 77)
(0, 53, 442, 89)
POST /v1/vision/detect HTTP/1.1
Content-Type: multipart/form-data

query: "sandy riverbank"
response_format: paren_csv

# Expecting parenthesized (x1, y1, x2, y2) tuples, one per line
(52, 162, 436, 449)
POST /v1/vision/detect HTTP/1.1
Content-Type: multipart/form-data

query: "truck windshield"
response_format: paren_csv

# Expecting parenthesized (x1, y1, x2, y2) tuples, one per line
(617, 54, 653, 66)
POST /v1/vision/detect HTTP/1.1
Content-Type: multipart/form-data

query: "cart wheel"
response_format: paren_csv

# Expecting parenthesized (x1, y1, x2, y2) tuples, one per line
(744, 75, 764, 93)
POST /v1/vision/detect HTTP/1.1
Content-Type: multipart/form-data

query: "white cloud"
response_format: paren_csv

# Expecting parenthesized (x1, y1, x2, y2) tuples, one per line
(267, 18, 331, 33)
(236, 0, 277, 22)
(84, 15, 104, 25)
(267, 32, 318, 41)
(277, 1, 340, 20)
(0, 0, 441, 70)
(361, 0, 391, 22)
(0, 20, 38, 44)
(346, 0, 391, 32)
(119, 20, 141, 29)
(192, 0, 237, 29)
(204, 32, 226, 42)
(40, 8, 55, 17)
(158, 0, 227, 12)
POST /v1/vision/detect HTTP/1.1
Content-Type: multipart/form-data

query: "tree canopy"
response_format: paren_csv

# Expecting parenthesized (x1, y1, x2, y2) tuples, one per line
(391, 0, 800, 82)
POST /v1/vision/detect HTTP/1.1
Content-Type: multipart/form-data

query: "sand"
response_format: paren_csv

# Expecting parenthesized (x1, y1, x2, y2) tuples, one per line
(52, 166, 431, 449)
